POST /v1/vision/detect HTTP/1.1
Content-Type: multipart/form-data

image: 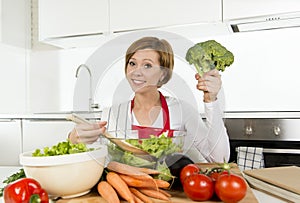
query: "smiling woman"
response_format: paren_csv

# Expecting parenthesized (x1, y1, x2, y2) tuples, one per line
(69, 30, 230, 164)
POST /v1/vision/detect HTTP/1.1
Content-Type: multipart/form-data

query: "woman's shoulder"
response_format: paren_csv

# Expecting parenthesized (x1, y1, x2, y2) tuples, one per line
(165, 96, 199, 112)
(166, 96, 193, 106)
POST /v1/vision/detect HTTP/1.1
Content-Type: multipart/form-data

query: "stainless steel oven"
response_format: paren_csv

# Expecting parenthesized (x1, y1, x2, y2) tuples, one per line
(224, 114, 300, 168)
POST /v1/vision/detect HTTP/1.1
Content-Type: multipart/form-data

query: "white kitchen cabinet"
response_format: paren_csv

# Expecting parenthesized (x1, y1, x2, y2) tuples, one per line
(38, 0, 109, 40)
(110, 0, 222, 32)
(1, 0, 28, 47)
(0, 0, 2, 41)
(223, 0, 300, 20)
(22, 119, 75, 152)
(0, 119, 22, 166)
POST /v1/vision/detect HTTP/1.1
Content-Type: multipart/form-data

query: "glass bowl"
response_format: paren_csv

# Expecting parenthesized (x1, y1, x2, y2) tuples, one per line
(103, 129, 185, 169)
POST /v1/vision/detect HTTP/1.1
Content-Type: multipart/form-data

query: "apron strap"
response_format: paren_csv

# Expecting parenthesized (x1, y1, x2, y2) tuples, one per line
(131, 91, 171, 133)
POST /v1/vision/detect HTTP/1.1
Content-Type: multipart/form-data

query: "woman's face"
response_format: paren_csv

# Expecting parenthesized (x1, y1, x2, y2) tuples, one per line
(126, 49, 165, 93)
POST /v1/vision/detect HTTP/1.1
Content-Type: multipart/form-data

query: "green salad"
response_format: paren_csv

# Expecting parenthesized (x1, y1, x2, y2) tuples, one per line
(32, 139, 94, 156)
(108, 133, 183, 168)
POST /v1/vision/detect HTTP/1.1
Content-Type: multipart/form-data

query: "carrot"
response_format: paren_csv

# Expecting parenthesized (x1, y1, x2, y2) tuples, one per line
(154, 179, 171, 189)
(129, 187, 154, 203)
(159, 189, 172, 198)
(97, 181, 120, 203)
(107, 161, 153, 179)
(119, 174, 157, 188)
(106, 172, 135, 203)
(138, 167, 161, 175)
(138, 187, 171, 201)
(131, 192, 144, 203)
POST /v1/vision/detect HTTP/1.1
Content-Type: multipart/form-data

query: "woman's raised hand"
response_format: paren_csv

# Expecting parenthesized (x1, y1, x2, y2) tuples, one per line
(195, 69, 222, 103)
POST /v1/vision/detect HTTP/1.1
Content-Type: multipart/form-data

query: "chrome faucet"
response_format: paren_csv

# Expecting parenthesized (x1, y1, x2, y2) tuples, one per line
(75, 64, 99, 111)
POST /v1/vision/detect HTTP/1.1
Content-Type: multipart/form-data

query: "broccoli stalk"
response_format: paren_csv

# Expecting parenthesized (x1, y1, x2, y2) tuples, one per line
(185, 40, 234, 76)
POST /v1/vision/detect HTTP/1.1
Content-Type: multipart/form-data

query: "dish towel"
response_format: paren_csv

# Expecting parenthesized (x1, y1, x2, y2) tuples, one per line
(236, 146, 265, 171)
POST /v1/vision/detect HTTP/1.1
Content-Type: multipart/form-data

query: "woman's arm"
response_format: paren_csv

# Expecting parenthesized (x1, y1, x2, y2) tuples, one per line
(183, 69, 230, 163)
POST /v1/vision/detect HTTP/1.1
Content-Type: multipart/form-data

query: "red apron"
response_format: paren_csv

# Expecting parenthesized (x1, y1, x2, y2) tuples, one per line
(131, 92, 173, 138)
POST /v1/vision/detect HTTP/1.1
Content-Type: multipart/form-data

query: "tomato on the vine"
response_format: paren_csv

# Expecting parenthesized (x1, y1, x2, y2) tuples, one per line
(215, 173, 247, 203)
(179, 164, 200, 184)
(183, 173, 214, 201)
(209, 170, 229, 182)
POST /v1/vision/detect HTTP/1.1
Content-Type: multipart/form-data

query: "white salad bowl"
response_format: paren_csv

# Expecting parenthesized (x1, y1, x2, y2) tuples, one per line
(19, 144, 107, 199)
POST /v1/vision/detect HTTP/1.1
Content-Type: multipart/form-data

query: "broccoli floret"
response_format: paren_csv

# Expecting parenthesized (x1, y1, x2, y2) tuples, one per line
(185, 40, 234, 76)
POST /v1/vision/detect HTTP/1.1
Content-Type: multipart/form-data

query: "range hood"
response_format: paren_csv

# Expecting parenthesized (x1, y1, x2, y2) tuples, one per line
(228, 11, 300, 33)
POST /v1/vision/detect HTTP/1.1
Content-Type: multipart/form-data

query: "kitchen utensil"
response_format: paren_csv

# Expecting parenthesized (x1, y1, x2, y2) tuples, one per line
(19, 145, 107, 199)
(66, 113, 153, 156)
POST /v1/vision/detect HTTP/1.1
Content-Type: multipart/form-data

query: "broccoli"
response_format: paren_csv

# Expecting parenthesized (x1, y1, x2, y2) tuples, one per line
(185, 40, 234, 76)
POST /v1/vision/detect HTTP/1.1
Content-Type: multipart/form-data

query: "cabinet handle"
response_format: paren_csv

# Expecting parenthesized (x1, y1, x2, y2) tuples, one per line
(0, 119, 17, 122)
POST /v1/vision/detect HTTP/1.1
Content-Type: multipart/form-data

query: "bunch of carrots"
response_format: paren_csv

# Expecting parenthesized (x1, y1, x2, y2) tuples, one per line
(97, 161, 172, 203)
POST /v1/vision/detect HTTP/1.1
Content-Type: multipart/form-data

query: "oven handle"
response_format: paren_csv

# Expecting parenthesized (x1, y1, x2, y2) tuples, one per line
(235, 148, 300, 154)
(263, 148, 300, 154)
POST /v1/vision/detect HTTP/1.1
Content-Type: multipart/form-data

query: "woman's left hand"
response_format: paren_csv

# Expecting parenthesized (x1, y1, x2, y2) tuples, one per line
(195, 69, 222, 103)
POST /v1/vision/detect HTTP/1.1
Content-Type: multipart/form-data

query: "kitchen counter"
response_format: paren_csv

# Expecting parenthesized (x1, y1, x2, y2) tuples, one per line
(0, 166, 287, 203)
(1, 111, 300, 120)
(0, 111, 102, 120)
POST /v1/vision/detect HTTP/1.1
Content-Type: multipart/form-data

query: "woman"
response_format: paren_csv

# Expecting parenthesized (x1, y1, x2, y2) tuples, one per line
(69, 36, 230, 163)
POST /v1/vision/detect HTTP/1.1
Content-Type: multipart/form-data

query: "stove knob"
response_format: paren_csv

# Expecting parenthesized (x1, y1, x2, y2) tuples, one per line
(273, 126, 281, 136)
(245, 126, 253, 136)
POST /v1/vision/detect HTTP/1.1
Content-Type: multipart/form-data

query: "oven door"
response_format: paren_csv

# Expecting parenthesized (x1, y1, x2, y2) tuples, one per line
(229, 140, 300, 167)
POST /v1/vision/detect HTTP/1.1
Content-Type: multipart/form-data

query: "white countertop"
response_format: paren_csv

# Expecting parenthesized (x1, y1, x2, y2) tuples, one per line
(0, 111, 102, 120)
(1, 111, 300, 119)
(0, 166, 287, 203)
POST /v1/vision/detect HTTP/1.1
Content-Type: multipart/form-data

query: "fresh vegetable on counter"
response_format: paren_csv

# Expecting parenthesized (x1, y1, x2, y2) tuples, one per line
(0, 168, 26, 197)
(98, 161, 172, 203)
(32, 139, 94, 156)
(186, 39, 234, 76)
(3, 178, 49, 203)
(180, 163, 247, 202)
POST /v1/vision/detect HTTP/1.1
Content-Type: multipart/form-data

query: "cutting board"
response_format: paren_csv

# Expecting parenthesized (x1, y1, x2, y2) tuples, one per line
(56, 163, 258, 203)
(244, 166, 300, 195)
(243, 165, 300, 202)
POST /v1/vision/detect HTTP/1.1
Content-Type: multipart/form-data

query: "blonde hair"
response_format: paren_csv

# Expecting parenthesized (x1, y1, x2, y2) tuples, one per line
(125, 37, 174, 87)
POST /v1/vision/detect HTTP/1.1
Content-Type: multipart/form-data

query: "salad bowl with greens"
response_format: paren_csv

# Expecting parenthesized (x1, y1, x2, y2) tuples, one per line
(105, 130, 185, 169)
(19, 140, 107, 199)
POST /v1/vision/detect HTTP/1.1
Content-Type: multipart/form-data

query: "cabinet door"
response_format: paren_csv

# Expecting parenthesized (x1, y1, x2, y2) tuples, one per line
(110, 0, 222, 32)
(223, 0, 300, 20)
(38, 0, 109, 40)
(0, 119, 22, 166)
(0, 0, 2, 41)
(22, 119, 75, 152)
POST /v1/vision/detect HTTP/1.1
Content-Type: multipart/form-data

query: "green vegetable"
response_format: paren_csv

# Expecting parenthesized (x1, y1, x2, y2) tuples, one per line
(155, 161, 173, 182)
(107, 133, 183, 169)
(32, 139, 94, 156)
(0, 168, 26, 197)
(185, 40, 234, 76)
(128, 133, 182, 158)
(108, 142, 156, 168)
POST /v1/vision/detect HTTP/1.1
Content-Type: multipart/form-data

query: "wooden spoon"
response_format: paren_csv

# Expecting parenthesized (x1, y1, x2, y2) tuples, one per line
(66, 113, 153, 156)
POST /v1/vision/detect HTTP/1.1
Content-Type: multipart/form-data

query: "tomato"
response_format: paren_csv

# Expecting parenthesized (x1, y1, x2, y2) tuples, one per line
(209, 170, 229, 182)
(180, 164, 200, 184)
(183, 173, 214, 201)
(215, 173, 247, 203)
